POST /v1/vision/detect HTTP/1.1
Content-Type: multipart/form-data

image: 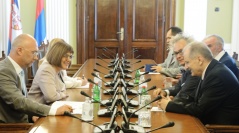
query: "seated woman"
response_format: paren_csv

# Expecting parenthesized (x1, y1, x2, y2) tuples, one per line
(39, 38, 87, 89)
(28, 41, 80, 104)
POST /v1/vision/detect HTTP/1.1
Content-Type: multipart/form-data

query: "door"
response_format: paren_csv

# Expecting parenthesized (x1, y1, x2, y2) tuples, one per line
(76, 0, 175, 64)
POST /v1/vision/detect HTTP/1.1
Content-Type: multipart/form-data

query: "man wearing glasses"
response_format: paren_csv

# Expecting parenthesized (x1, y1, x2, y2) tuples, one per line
(151, 26, 183, 78)
(153, 33, 201, 104)
(0, 34, 73, 123)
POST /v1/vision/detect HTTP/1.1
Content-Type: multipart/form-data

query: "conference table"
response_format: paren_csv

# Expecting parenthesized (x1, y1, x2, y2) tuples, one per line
(28, 59, 209, 133)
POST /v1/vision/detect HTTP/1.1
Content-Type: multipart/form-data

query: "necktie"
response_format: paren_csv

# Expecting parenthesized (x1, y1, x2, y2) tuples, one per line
(19, 70, 27, 97)
(194, 79, 203, 102)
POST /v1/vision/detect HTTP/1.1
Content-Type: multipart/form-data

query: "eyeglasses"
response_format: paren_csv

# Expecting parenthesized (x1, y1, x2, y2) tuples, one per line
(173, 49, 183, 56)
(20, 47, 39, 57)
(63, 54, 73, 60)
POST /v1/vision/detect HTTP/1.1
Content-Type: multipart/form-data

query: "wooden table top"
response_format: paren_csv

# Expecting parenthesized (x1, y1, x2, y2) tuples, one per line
(28, 59, 208, 133)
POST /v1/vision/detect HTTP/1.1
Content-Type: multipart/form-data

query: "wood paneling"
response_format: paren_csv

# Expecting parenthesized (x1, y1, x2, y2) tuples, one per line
(76, 0, 176, 64)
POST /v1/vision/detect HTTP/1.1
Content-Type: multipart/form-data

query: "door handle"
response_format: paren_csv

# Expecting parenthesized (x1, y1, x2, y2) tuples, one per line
(117, 27, 124, 41)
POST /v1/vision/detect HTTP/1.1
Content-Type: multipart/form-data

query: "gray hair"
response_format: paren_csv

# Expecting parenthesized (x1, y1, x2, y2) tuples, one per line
(171, 33, 195, 47)
(203, 34, 224, 48)
(184, 41, 213, 61)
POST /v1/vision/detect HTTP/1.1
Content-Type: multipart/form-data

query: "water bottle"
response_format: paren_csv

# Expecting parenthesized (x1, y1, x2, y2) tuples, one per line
(94, 72, 102, 88)
(82, 97, 93, 121)
(138, 75, 147, 93)
(141, 86, 147, 95)
(93, 83, 100, 102)
(134, 69, 140, 84)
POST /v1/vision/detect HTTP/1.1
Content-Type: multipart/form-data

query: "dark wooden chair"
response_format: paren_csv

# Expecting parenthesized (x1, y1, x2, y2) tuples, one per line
(66, 64, 82, 77)
(25, 41, 49, 90)
(205, 124, 239, 133)
(0, 123, 33, 133)
(0, 51, 6, 61)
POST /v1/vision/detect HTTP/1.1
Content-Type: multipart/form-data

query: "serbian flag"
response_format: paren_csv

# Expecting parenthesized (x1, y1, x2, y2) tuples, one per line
(34, 0, 46, 47)
(8, 0, 22, 54)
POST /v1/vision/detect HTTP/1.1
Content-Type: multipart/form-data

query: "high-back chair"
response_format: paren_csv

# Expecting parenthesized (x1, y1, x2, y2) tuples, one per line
(0, 51, 6, 61)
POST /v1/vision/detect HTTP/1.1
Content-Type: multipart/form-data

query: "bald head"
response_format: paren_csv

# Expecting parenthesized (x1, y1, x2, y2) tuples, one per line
(11, 34, 37, 51)
(10, 34, 38, 68)
(183, 41, 213, 76)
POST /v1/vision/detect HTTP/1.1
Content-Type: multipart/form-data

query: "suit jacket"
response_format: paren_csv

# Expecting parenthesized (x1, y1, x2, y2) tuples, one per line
(28, 61, 67, 104)
(158, 50, 181, 77)
(168, 70, 201, 103)
(219, 52, 238, 78)
(0, 58, 50, 123)
(166, 59, 239, 125)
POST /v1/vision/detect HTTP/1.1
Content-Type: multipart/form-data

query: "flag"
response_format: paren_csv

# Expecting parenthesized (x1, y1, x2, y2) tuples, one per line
(34, 0, 46, 47)
(8, 0, 22, 54)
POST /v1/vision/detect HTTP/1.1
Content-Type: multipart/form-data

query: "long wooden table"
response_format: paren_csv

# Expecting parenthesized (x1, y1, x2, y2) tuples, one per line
(28, 59, 209, 133)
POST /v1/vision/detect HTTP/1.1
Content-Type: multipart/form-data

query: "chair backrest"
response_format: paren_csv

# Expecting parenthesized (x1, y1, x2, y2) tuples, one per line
(0, 51, 6, 61)
(206, 124, 239, 133)
(0, 123, 33, 133)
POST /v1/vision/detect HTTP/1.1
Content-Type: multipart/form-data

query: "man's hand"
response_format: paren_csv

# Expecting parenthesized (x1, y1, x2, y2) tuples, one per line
(158, 96, 171, 110)
(32, 116, 39, 122)
(151, 66, 162, 73)
(153, 88, 167, 97)
(56, 105, 73, 115)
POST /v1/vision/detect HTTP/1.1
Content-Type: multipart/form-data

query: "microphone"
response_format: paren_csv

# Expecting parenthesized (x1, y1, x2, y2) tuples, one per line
(103, 47, 115, 59)
(102, 53, 112, 59)
(96, 63, 113, 72)
(80, 91, 108, 108)
(91, 72, 118, 87)
(146, 122, 175, 133)
(93, 68, 114, 78)
(128, 95, 162, 126)
(121, 78, 151, 95)
(127, 86, 157, 103)
(124, 49, 138, 57)
(125, 71, 149, 87)
(88, 78, 114, 96)
(123, 66, 144, 73)
(64, 111, 105, 133)
(134, 55, 141, 59)
(97, 56, 114, 67)
(124, 60, 141, 68)
(121, 96, 162, 133)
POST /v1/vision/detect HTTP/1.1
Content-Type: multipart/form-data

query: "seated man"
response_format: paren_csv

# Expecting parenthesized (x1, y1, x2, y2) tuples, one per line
(203, 34, 238, 78)
(159, 41, 239, 125)
(0, 34, 73, 123)
(153, 33, 200, 104)
(151, 26, 182, 78)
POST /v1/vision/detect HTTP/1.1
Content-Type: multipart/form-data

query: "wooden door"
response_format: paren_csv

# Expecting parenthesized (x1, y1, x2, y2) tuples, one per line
(76, 0, 175, 64)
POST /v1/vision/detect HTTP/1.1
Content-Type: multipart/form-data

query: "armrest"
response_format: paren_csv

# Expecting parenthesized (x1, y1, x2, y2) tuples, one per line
(0, 123, 33, 133)
(205, 124, 239, 133)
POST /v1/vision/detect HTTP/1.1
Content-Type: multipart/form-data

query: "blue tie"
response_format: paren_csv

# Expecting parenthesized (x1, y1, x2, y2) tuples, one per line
(19, 70, 27, 97)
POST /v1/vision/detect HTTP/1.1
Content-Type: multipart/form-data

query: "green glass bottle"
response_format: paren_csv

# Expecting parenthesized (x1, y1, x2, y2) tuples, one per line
(141, 86, 147, 95)
(93, 83, 100, 102)
(134, 69, 140, 84)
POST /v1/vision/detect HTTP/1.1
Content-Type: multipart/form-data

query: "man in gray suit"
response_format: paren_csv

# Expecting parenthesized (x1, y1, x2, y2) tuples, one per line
(0, 34, 73, 123)
(151, 26, 183, 77)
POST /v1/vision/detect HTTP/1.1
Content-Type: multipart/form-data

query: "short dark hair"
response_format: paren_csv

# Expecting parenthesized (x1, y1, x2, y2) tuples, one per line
(46, 41, 74, 67)
(167, 26, 182, 36)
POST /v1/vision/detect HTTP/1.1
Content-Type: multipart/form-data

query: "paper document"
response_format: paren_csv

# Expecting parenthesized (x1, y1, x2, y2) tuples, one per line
(151, 107, 164, 112)
(140, 72, 160, 75)
(77, 83, 90, 89)
(52, 101, 84, 114)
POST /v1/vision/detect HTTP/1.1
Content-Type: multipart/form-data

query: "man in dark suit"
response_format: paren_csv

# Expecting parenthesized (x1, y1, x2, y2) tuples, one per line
(0, 34, 73, 123)
(159, 41, 239, 125)
(203, 34, 238, 78)
(153, 33, 201, 104)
